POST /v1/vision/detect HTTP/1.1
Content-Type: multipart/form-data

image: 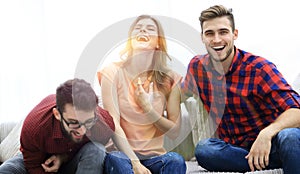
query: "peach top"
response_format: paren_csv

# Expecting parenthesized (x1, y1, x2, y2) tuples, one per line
(99, 62, 182, 157)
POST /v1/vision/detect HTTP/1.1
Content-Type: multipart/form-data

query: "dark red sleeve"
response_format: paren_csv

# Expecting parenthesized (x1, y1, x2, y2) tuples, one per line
(20, 94, 56, 174)
(88, 106, 115, 144)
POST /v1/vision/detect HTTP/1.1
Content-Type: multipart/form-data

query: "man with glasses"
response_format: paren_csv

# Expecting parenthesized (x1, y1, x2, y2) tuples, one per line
(0, 78, 115, 174)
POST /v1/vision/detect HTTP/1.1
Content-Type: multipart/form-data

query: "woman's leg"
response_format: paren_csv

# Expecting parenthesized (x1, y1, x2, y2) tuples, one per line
(104, 151, 134, 174)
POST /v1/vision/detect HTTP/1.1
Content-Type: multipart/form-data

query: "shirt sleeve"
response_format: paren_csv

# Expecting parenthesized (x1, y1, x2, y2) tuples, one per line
(89, 106, 115, 145)
(181, 56, 200, 99)
(257, 61, 300, 111)
(98, 62, 120, 85)
(20, 118, 50, 174)
(20, 95, 56, 174)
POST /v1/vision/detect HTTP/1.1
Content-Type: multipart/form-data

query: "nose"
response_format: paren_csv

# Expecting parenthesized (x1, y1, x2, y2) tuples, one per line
(140, 26, 146, 33)
(76, 125, 87, 135)
(212, 33, 221, 43)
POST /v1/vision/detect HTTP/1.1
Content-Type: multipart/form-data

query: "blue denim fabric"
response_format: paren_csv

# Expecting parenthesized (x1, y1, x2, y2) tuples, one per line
(0, 153, 26, 174)
(104, 151, 186, 174)
(194, 128, 300, 174)
(0, 142, 106, 174)
(59, 142, 106, 174)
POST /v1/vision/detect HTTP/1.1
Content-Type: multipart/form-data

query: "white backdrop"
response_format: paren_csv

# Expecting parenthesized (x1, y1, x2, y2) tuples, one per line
(1, 0, 300, 122)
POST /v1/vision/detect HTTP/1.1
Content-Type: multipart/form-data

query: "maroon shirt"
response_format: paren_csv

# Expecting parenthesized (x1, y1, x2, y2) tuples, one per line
(20, 94, 115, 174)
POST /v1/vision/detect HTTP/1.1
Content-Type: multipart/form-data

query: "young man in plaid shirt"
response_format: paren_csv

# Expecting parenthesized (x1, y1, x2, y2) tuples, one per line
(182, 5, 300, 173)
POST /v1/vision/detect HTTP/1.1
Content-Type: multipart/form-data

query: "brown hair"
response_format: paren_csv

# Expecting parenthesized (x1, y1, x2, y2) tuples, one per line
(56, 78, 98, 112)
(199, 5, 235, 32)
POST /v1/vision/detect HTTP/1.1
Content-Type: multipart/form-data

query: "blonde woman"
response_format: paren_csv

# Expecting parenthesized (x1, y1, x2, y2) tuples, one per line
(98, 15, 186, 174)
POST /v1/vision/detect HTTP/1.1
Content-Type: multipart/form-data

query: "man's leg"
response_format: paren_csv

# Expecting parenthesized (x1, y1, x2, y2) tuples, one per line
(104, 151, 133, 174)
(272, 128, 300, 174)
(59, 142, 106, 174)
(0, 153, 27, 174)
(141, 152, 186, 174)
(195, 138, 250, 172)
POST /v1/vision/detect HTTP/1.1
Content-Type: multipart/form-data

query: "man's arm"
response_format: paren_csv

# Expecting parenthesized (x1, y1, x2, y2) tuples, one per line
(246, 108, 300, 171)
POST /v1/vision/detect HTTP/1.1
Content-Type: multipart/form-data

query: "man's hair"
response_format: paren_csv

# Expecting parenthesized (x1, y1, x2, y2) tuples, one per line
(199, 5, 235, 32)
(56, 78, 98, 112)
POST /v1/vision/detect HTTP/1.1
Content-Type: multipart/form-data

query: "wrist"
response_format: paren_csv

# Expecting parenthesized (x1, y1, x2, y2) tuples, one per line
(130, 159, 141, 165)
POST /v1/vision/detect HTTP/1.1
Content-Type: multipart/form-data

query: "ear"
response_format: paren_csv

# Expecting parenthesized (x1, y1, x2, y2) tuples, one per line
(233, 29, 238, 40)
(201, 32, 204, 42)
(53, 108, 61, 121)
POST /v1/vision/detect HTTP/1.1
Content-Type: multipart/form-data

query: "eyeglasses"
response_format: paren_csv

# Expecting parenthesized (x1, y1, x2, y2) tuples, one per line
(58, 110, 98, 130)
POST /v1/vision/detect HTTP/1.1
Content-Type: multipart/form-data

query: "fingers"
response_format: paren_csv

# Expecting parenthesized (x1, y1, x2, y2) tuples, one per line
(44, 155, 55, 165)
(246, 154, 255, 172)
(42, 155, 59, 172)
(246, 154, 268, 171)
(149, 82, 153, 93)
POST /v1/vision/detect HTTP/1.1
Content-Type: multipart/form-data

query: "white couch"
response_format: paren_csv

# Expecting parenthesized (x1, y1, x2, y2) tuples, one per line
(0, 120, 23, 163)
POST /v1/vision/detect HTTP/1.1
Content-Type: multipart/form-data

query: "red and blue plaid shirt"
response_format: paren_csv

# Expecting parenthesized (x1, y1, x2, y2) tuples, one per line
(182, 47, 300, 149)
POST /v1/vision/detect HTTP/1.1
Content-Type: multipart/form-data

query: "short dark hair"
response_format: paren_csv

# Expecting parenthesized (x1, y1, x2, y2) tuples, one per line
(199, 5, 235, 32)
(56, 78, 98, 112)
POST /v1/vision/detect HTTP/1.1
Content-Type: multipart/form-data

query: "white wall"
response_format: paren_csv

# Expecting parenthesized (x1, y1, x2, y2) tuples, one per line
(1, 0, 300, 122)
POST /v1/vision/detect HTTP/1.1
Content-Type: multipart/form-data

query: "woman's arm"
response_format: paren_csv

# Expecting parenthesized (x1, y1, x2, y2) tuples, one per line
(135, 82, 182, 139)
(101, 75, 151, 174)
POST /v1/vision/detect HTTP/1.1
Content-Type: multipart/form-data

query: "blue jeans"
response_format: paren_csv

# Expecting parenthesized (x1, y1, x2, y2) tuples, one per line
(104, 151, 186, 174)
(195, 128, 300, 174)
(0, 142, 106, 174)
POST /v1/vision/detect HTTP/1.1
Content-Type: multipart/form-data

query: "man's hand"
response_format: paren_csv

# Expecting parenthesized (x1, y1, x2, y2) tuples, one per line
(245, 129, 273, 171)
(41, 154, 67, 172)
(131, 160, 152, 174)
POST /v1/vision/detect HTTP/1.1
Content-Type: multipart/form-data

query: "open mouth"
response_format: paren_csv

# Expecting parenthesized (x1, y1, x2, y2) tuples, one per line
(213, 46, 225, 51)
(71, 131, 83, 139)
(136, 35, 149, 42)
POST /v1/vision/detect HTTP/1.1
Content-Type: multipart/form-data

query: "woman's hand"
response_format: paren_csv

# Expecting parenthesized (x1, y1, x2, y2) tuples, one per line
(134, 79, 153, 113)
(131, 160, 152, 174)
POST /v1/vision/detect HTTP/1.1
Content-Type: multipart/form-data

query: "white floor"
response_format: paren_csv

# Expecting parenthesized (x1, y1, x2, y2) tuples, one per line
(185, 161, 283, 174)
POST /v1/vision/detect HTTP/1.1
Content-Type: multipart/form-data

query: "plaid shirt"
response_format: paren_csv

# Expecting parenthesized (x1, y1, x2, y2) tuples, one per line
(20, 94, 115, 174)
(182, 47, 300, 149)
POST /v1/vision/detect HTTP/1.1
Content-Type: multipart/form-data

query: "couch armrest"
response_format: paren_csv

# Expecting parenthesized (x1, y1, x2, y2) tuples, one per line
(0, 122, 18, 143)
(0, 120, 23, 162)
(184, 97, 217, 146)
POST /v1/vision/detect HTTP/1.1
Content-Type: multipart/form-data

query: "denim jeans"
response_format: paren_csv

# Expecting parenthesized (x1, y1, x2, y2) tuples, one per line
(104, 151, 186, 174)
(195, 128, 300, 174)
(0, 142, 106, 174)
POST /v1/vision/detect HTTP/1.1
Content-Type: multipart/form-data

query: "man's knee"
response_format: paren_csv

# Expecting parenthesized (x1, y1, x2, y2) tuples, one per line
(81, 142, 106, 162)
(0, 154, 27, 174)
(276, 128, 300, 150)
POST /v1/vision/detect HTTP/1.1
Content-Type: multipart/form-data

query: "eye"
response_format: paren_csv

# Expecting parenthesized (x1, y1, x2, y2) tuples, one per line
(85, 118, 95, 124)
(147, 26, 156, 31)
(205, 32, 214, 37)
(134, 26, 141, 30)
(220, 30, 228, 35)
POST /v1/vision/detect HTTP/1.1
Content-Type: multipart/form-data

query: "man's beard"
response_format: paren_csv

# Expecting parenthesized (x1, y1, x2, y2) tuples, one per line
(60, 120, 82, 143)
(209, 46, 233, 63)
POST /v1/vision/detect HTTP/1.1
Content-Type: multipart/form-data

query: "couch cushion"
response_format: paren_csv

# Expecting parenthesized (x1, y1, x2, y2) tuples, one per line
(0, 122, 17, 143)
(0, 120, 23, 162)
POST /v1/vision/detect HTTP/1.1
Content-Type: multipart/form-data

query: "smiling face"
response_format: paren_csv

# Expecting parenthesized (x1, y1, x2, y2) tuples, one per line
(54, 104, 95, 143)
(201, 16, 238, 63)
(130, 18, 159, 51)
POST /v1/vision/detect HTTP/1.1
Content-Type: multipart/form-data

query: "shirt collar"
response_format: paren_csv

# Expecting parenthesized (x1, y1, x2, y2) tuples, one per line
(227, 46, 243, 74)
